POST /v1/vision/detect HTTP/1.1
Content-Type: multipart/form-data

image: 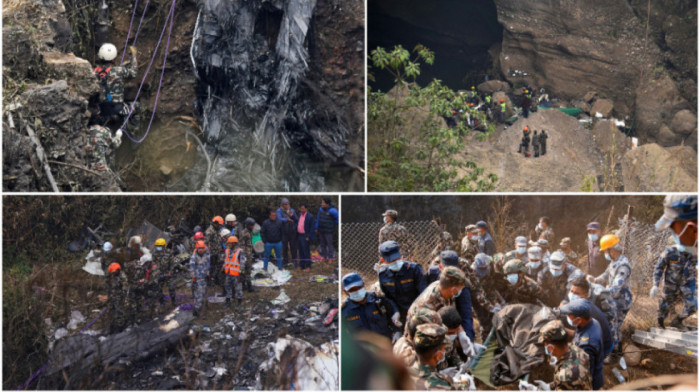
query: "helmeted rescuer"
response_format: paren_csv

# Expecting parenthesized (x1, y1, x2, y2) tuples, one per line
(190, 240, 210, 317)
(651, 194, 697, 330)
(499, 98, 506, 123)
(106, 262, 131, 334)
(153, 237, 176, 306)
(94, 43, 138, 125)
(222, 235, 245, 306)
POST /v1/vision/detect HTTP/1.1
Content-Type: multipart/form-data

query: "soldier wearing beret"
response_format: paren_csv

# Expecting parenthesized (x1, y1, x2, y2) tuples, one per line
(379, 210, 412, 256)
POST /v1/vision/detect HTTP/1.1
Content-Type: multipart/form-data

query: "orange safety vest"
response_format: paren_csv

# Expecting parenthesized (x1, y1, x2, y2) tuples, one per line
(223, 248, 241, 276)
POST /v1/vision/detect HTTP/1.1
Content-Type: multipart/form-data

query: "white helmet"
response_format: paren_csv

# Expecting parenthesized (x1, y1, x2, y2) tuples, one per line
(103, 241, 113, 253)
(139, 254, 152, 265)
(225, 214, 236, 223)
(98, 43, 118, 61)
(219, 228, 231, 238)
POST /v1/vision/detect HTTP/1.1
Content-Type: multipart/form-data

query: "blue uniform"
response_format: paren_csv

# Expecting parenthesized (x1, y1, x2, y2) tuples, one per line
(426, 265, 476, 340)
(190, 250, 211, 312)
(653, 246, 697, 320)
(477, 232, 495, 256)
(594, 254, 632, 345)
(378, 261, 426, 320)
(342, 292, 396, 339)
(574, 318, 604, 390)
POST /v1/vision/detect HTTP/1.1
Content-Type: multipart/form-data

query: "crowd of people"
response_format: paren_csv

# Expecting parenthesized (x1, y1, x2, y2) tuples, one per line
(342, 195, 697, 390)
(90, 197, 338, 332)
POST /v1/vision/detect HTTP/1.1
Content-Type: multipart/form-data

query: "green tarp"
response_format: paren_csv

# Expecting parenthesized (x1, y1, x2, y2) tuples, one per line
(537, 106, 582, 117)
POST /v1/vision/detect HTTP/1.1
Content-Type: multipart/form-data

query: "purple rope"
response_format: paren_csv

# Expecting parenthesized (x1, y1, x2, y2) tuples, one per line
(119, 0, 139, 66)
(16, 362, 49, 390)
(119, 0, 177, 144)
(131, 0, 151, 49)
(80, 307, 108, 334)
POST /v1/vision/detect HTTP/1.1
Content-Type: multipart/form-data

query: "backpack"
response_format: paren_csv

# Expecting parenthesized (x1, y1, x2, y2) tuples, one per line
(93, 66, 113, 102)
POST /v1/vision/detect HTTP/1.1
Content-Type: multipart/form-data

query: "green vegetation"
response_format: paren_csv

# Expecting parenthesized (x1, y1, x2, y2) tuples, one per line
(367, 45, 497, 192)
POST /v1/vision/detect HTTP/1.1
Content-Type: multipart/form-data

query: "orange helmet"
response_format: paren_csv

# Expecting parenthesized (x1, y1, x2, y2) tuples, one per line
(452, 110, 456, 114)
(500, 99, 505, 103)
(195, 240, 207, 249)
(524, 126, 529, 131)
(227, 236, 239, 244)
(212, 216, 224, 225)
(194, 231, 204, 240)
(108, 262, 121, 274)
(469, 103, 474, 107)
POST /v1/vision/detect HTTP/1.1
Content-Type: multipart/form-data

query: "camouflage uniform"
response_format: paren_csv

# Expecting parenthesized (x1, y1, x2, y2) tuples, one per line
(460, 236, 479, 262)
(223, 246, 245, 301)
(535, 225, 555, 244)
(190, 249, 211, 314)
(406, 268, 466, 328)
(538, 320, 593, 391)
(133, 259, 160, 320)
(504, 249, 528, 264)
(653, 246, 697, 322)
(237, 227, 255, 290)
(153, 248, 177, 305)
(379, 222, 412, 257)
(431, 232, 454, 259)
(94, 61, 137, 104)
(504, 275, 546, 305)
(205, 224, 223, 282)
(594, 254, 632, 344)
(85, 124, 122, 190)
(106, 270, 131, 333)
(537, 264, 581, 308)
(412, 324, 455, 390)
(394, 308, 443, 374)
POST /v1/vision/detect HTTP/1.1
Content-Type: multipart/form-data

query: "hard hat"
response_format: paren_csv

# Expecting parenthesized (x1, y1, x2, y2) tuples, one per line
(500, 99, 505, 103)
(471, 86, 475, 90)
(194, 231, 204, 240)
(525, 89, 529, 93)
(469, 103, 474, 107)
(599, 234, 620, 251)
(155, 238, 166, 246)
(225, 214, 236, 223)
(98, 43, 118, 61)
(245, 217, 256, 226)
(108, 262, 121, 273)
(212, 216, 224, 225)
(227, 236, 238, 244)
(473, 253, 491, 269)
(195, 240, 207, 249)
(503, 259, 525, 274)
(655, 195, 698, 231)
(549, 251, 566, 267)
(219, 228, 231, 238)
(524, 126, 529, 131)
(103, 241, 113, 252)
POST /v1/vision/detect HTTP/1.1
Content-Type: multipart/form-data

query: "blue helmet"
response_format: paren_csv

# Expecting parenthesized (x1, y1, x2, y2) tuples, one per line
(656, 195, 697, 231)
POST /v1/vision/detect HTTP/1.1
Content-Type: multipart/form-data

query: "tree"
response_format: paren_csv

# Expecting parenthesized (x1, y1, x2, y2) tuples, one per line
(368, 45, 497, 192)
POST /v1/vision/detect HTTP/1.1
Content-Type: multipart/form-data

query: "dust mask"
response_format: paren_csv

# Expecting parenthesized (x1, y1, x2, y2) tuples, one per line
(349, 288, 366, 302)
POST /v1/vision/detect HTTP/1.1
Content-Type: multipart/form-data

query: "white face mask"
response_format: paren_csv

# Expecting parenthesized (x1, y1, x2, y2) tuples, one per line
(383, 216, 389, 224)
(672, 222, 698, 255)
(348, 288, 366, 302)
(550, 267, 563, 277)
(437, 350, 446, 364)
(568, 292, 581, 302)
(517, 246, 527, 254)
(588, 233, 599, 242)
(388, 260, 404, 272)
(604, 253, 612, 261)
(156, 246, 163, 252)
(528, 260, 541, 269)
(448, 334, 457, 342)
(567, 316, 579, 328)
(537, 223, 543, 230)
(545, 344, 557, 366)
(506, 274, 519, 285)
(453, 288, 463, 299)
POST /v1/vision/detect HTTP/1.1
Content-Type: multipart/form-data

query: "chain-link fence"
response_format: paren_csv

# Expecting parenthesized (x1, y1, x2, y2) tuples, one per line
(617, 216, 673, 295)
(341, 220, 442, 284)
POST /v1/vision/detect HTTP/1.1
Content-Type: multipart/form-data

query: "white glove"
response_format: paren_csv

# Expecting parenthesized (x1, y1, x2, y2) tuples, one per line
(391, 331, 402, 344)
(518, 380, 537, 391)
(115, 129, 123, 138)
(491, 304, 502, 313)
(474, 343, 486, 354)
(391, 312, 402, 327)
(458, 330, 475, 357)
(586, 274, 596, 283)
(534, 380, 551, 390)
(649, 285, 658, 298)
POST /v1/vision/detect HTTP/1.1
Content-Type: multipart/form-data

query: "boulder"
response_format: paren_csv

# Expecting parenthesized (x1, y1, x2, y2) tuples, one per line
(591, 120, 632, 160)
(583, 91, 597, 103)
(670, 109, 697, 136)
(621, 143, 697, 192)
(634, 74, 688, 145)
(622, 343, 642, 367)
(42, 52, 100, 99)
(591, 98, 614, 118)
(478, 80, 511, 95)
(656, 124, 679, 146)
(574, 100, 591, 114)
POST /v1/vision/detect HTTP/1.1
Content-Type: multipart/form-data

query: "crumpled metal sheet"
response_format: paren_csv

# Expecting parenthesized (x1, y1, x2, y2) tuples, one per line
(257, 335, 339, 390)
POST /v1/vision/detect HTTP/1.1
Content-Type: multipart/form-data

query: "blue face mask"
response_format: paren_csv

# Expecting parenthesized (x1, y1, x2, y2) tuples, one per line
(604, 253, 612, 261)
(550, 267, 563, 277)
(588, 233, 599, 242)
(453, 288, 463, 299)
(567, 316, 578, 327)
(506, 274, 519, 285)
(349, 288, 366, 302)
(568, 292, 581, 302)
(672, 229, 698, 255)
(389, 260, 404, 272)
(517, 246, 527, 254)
(527, 261, 541, 269)
(156, 246, 163, 252)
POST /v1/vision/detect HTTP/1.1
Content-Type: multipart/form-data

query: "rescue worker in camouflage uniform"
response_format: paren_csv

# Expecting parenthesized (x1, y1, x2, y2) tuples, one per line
(651, 194, 697, 330)
(502, 259, 546, 305)
(106, 262, 131, 334)
(379, 210, 412, 257)
(133, 253, 159, 321)
(529, 320, 592, 391)
(222, 236, 245, 306)
(533, 238, 552, 263)
(535, 216, 554, 244)
(471, 253, 507, 340)
(590, 234, 632, 361)
(237, 218, 257, 292)
(93, 43, 138, 125)
(85, 120, 122, 190)
(153, 238, 177, 307)
(504, 236, 529, 265)
(190, 241, 210, 317)
(460, 224, 480, 262)
(406, 267, 467, 330)
(412, 323, 456, 390)
(342, 273, 396, 340)
(431, 231, 455, 260)
(524, 246, 546, 280)
(558, 237, 579, 262)
(437, 306, 469, 370)
(205, 216, 224, 273)
(394, 308, 443, 373)
(538, 250, 581, 307)
(426, 251, 500, 341)
(378, 241, 427, 324)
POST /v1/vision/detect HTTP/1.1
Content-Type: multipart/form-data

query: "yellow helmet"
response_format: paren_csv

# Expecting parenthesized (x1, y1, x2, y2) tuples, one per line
(525, 89, 529, 94)
(471, 86, 475, 90)
(155, 238, 167, 246)
(599, 234, 619, 251)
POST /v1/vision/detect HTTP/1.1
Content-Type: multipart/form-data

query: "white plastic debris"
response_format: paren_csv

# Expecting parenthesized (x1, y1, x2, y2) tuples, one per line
(614, 118, 626, 128)
(270, 290, 291, 306)
(257, 336, 338, 390)
(212, 366, 227, 377)
(82, 260, 105, 276)
(55, 328, 69, 340)
(251, 261, 292, 287)
(595, 112, 603, 118)
(208, 293, 226, 303)
(631, 137, 638, 148)
(159, 319, 180, 333)
(152, 370, 163, 376)
(67, 310, 86, 330)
